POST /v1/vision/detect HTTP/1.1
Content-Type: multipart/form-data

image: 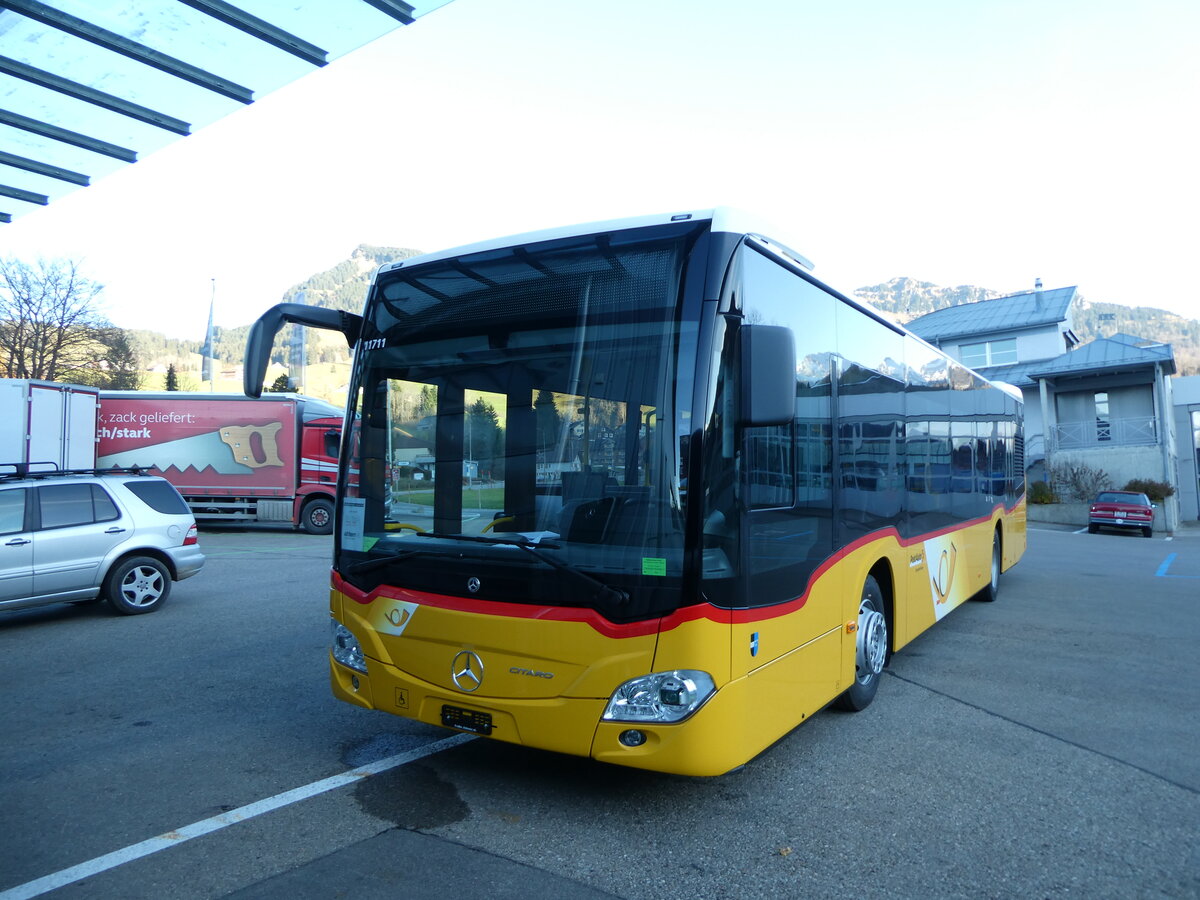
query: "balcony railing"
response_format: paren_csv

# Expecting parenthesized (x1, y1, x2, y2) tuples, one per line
(1051, 416, 1158, 450)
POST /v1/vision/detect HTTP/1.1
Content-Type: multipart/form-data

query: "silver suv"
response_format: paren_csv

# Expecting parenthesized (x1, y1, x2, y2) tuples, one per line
(0, 465, 205, 615)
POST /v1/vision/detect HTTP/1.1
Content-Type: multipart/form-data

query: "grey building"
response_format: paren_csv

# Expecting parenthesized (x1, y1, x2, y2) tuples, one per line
(1173, 376, 1200, 523)
(906, 287, 1181, 531)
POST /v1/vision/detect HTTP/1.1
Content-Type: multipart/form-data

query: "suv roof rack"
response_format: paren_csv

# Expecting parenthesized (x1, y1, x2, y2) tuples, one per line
(0, 462, 155, 482)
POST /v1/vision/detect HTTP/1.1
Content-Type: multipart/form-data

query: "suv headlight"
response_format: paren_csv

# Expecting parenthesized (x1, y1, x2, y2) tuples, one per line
(602, 670, 715, 723)
(331, 621, 368, 673)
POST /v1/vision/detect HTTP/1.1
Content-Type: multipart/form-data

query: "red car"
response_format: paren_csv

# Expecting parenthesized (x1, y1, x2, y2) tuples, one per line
(1088, 491, 1155, 537)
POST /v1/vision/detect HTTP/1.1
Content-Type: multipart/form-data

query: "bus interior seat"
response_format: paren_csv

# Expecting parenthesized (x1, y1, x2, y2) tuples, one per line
(560, 484, 652, 544)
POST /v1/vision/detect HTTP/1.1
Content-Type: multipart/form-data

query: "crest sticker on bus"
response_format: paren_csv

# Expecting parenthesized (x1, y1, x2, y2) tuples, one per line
(924, 535, 968, 620)
(375, 600, 419, 637)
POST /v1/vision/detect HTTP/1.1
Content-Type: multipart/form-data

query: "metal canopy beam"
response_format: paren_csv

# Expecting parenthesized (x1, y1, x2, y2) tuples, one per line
(362, 1, 418, 25)
(0, 150, 89, 185)
(0, 55, 192, 135)
(178, 0, 329, 68)
(0, 109, 138, 162)
(2, 0, 255, 104)
(0, 183, 47, 205)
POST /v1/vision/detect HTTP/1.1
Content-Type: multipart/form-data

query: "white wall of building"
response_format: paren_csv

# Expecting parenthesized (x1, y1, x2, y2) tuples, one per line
(1173, 375, 1200, 522)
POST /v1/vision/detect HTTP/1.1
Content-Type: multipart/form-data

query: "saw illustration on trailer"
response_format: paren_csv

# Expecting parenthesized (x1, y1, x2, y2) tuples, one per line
(97, 423, 284, 474)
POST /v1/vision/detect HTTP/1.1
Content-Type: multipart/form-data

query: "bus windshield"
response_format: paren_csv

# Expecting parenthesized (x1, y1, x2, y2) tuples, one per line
(339, 224, 698, 623)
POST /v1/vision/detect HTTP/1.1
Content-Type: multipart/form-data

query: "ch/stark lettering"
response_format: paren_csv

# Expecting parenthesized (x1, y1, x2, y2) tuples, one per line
(98, 426, 151, 439)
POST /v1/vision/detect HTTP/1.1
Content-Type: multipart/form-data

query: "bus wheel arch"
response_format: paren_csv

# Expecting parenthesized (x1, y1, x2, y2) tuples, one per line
(835, 565, 891, 712)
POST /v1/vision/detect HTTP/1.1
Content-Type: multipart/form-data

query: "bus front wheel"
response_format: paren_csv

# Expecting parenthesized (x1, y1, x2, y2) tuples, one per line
(835, 575, 888, 712)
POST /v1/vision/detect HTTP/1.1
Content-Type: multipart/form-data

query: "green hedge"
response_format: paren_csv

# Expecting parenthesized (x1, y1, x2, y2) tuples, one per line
(1122, 479, 1175, 503)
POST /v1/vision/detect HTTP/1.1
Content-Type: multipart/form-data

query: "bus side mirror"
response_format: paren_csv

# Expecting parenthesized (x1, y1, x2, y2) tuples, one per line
(739, 324, 795, 427)
(243, 303, 362, 398)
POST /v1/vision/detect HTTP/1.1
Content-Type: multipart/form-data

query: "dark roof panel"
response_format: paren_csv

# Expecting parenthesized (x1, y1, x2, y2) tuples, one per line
(907, 286, 1077, 341)
(975, 335, 1177, 385)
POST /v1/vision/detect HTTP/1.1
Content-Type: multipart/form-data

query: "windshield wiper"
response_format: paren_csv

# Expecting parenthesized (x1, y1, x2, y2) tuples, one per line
(514, 542, 629, 606)
(345, 548, 425, 575)
(415, 531, 559, 549)
(416, 531, 628, 606)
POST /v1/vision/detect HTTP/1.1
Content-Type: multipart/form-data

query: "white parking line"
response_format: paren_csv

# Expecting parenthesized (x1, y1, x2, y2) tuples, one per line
(0, 732, 476, 900)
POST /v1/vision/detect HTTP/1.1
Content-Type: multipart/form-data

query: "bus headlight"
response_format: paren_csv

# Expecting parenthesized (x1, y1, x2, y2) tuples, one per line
(331, 621, 368, 673)
(602, 670, 715, 723)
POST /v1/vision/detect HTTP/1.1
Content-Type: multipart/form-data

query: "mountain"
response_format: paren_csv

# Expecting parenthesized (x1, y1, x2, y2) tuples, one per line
(854, 277, 1200, 375)
(202, 245, 422, 367)
(852, 277, 1004, 322)
(285, 244, 423, 313)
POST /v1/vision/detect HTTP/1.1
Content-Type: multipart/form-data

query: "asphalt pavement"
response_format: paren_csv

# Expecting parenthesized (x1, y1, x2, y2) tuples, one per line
(2, 522, 1197, 899)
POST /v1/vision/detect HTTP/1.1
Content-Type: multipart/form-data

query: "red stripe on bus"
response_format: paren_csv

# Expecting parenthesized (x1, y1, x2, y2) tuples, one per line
(334, 501, 1019, 635)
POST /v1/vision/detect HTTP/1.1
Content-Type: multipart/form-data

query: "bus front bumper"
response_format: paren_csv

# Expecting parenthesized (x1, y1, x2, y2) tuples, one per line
(331, 654, 770, 777)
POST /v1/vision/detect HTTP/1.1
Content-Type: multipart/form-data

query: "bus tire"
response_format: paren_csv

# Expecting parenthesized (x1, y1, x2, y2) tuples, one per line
(301, 498, 334, 535)
(835, 575, 887, 712)
(978, 531, 1001, 602)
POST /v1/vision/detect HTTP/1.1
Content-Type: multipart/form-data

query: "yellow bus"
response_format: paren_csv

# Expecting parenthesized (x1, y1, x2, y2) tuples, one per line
(244, 209, 1026, 776)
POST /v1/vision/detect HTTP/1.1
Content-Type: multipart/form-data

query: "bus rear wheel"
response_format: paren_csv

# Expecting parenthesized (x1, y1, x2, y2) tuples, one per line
(835, 575, 887, 712)
(977, 531, 1001, 602)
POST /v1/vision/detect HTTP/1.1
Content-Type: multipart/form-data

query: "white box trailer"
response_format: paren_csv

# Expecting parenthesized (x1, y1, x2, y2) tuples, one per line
(0, 379, 99, 471)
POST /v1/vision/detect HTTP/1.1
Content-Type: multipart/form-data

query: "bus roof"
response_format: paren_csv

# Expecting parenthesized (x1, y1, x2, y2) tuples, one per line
(368, 212, 1021, 405)
(375, 207, 815, 278)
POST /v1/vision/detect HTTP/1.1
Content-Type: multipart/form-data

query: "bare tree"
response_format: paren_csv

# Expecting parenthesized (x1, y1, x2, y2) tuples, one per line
(0, 257, 109, 381)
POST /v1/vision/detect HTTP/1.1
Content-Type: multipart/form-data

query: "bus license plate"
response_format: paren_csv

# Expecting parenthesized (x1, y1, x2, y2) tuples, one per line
(442, 705, 492, 735)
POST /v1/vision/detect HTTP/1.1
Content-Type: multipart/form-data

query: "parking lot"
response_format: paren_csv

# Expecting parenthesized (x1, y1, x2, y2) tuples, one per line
(2, 524, 1198, 899)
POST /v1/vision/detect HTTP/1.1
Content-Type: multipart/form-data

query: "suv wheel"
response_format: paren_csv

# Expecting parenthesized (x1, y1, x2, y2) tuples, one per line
(105, 556, 171, 615)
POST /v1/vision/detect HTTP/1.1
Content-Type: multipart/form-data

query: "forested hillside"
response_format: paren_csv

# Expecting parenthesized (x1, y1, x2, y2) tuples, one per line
(131, 245, 421, 376)
(211, 245, 422, 368)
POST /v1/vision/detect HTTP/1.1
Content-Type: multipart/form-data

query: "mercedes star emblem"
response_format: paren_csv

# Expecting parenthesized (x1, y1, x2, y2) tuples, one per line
(451, 650, 484, 692)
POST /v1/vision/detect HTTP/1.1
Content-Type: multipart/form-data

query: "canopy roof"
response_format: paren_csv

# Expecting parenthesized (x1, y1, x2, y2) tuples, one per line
(0, 0, 452, 224)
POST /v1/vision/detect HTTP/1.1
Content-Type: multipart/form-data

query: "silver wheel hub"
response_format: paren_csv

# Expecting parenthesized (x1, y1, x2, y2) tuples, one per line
(855, 604, 887, 684)
(122, 566, 163, 607)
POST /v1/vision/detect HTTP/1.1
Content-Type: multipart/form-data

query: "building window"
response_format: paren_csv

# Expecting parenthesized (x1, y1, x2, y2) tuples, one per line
(1095, 391, 1111, 441)
(960, 338, 1017, 368)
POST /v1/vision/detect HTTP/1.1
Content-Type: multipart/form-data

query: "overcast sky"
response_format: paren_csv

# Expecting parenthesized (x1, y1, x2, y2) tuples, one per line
(5, 0, 1199, 339)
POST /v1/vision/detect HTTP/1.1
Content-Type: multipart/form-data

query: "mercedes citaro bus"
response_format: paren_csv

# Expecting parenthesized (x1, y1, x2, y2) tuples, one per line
(244, 209, 1025, 776)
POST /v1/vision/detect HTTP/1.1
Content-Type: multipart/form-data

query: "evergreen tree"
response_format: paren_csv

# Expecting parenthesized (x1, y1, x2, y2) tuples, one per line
(266, 373, 292, 393)
(535, 390, 562, 456)
(467, 397, 502, 480)
(96, 328, 142, 389)
(165, 363, 179, 391)
(416, 385, 436, 418)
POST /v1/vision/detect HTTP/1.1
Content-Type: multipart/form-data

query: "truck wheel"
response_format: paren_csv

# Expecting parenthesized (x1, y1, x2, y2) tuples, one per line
(302, 498, 334, 535)
(105, 556, 171, 615)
